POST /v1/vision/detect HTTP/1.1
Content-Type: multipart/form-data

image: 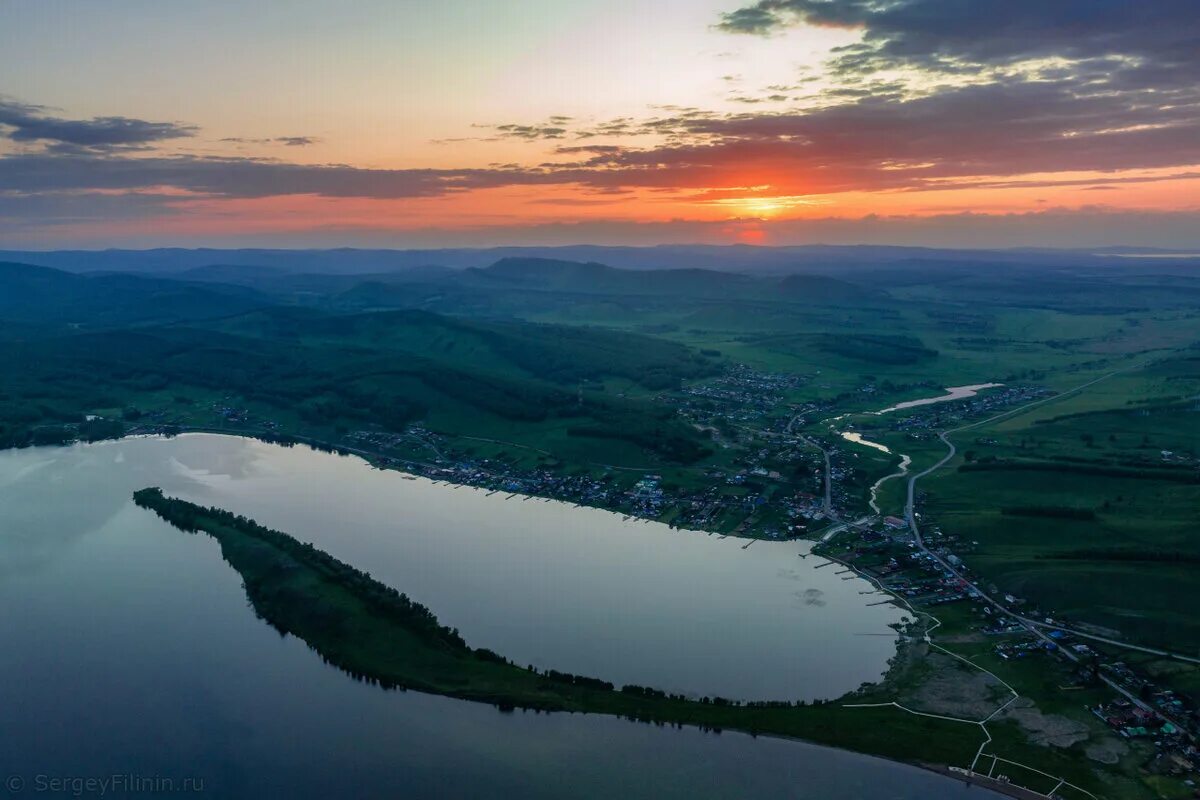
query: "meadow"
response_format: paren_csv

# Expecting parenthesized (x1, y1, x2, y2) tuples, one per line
(919, 355, 1200, 652)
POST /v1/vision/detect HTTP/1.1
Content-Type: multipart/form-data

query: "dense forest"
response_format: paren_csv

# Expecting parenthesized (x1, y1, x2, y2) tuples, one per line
(0, 260, 720, 462)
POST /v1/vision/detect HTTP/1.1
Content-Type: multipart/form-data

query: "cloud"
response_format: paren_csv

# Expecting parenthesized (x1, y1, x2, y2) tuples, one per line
(221, 136, 319, 147)
(0, 190, 187, 224)
(553, 144, 623, 155)
(491, 123, 569, 140)
(524, 197, 625, 206)
(728, 94, 790, 104)
(717, 4, 789, 35)
(716, 1, 1200, 82)
(0, 150, 636, 201)
(556, 79, 1200, 195)
(8, 206, 1200, 250)
(3, 76, 1199, 203)
(0, 98, 195, 150)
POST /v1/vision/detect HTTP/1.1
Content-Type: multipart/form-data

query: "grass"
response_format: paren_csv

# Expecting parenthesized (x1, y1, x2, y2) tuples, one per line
(897, 596, 1171, 799)
(133, 488, 1179, 798)
(131, 488, 988, 767)
(916, 354, 1200, 652)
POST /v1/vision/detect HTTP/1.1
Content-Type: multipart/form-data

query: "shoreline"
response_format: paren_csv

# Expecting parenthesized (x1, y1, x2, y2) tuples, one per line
(80, 425, 803, 543)
(5, 431, 1118, 797)
(131, 486, 1003, 794)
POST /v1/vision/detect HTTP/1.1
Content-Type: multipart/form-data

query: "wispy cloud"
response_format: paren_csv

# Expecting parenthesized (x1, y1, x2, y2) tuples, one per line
(221, 135, 320, 147)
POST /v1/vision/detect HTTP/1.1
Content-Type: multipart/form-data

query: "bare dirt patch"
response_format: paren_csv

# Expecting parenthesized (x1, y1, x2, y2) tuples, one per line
(1084, 735, 1129, 764)
(937, 632, 987, 645)
(999, 697, 1090, 748)
(898, 652, 1010, 720)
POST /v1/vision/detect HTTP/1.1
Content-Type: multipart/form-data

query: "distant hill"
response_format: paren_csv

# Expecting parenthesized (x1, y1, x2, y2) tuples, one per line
(775, 273, 889, 303)
(175, 263, 285, 283)
(0, 300, 718, 462)
(0, 261, 268, 327)
(6, 244, 1196, 278)
(460, 257, 882, 304)
(205, 305, 720, 390)
(170, 262, 456, 290)
(461, 257, 763, 298)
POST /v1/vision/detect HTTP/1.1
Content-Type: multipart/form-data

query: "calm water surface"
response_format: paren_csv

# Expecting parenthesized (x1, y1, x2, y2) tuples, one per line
(143, 434, 901, 700)
(0, 435, 997, 798)
(876, 383, 1003, 414)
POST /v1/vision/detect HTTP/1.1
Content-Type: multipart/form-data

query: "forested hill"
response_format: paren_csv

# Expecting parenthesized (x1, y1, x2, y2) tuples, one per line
(462, 258, 762, 298)
(0, 261, 267, 328)
(0, 261, 721, 464)
(200, 306, 719, 390)
(460, 257, 885, 304)
(7, 244, 1197, 277)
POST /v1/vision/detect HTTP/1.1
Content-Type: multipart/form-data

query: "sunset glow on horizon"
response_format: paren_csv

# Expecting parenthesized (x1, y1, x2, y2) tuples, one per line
(2, 0, 1199, 249)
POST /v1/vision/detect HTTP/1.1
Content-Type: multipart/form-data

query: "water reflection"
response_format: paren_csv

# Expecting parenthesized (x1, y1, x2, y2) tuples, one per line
(0, 436, 998, 799)
(876, 383, 1003, 414)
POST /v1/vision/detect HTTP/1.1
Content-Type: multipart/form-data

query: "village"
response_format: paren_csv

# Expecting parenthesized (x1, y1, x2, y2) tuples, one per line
(814, 491, 1200, 789)
(105, 364, 1200, 790)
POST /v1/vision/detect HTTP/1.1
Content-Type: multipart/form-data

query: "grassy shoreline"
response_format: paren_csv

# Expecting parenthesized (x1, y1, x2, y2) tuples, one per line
(125, 476, 1184, 798)
(131, 487, 989, 769)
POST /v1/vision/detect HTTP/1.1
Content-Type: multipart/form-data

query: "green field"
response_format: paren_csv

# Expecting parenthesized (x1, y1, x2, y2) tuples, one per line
(917, 356, 1200, 652)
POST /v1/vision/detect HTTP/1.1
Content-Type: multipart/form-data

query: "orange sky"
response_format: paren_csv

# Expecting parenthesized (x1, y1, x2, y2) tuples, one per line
(2, 0, 1198, 248)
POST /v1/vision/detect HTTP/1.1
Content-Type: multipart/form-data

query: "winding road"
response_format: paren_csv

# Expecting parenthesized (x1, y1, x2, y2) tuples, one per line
(900, 364, 1199, 734)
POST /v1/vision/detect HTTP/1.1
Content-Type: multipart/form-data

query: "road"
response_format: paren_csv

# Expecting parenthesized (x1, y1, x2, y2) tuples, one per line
(786, 410, 838, 519)
(1024, 620, 1200, 665)
(901, 365, 1197, 732)
(903, 364, 1146, 609)
(800, 434, 834, 516)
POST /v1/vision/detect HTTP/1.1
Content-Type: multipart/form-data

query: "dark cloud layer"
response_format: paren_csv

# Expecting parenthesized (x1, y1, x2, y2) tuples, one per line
(2, 67, 1199, 203)
(593, 79, 1200, 190)
(0, 153, 531, 199)
(8, 205, 1200, 251)
(716, 0, 1198, 75)
(0, 99, 195, 150)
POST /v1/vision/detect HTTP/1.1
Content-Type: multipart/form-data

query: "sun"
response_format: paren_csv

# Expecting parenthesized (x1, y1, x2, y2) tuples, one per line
(705, 194, 825, 219)
(742, 198, 789, 217)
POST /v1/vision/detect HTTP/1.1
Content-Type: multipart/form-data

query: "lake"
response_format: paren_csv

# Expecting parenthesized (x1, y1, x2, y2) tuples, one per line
(876, 383, 1003, 414)
(0, 435, 996, 798)
(131, 433, 903, 700)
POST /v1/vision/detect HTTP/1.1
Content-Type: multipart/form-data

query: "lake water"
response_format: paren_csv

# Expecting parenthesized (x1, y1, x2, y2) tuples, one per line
(123, 434, 904, 701)
(0, 435, 997, 798)
(876, 383, 1003, 414)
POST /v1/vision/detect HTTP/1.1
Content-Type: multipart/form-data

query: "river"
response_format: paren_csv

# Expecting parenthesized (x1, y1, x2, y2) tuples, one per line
(837, 384, 1001, 514)
(0, 434, 1001, 798)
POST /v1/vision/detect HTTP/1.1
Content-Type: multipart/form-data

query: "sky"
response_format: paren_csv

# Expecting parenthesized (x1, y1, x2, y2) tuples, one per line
(2, 0, 1199, 249)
